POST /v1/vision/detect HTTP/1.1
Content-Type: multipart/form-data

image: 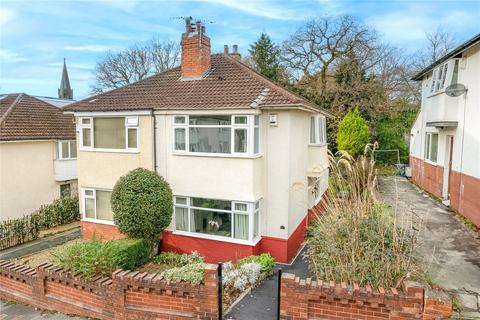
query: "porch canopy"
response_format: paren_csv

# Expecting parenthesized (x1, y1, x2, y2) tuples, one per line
(426, 121, 458, 129)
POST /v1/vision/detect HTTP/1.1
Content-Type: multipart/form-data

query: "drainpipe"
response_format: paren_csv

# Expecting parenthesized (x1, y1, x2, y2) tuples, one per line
(152, 113, 157, 172)
(458, 90, 468, 208)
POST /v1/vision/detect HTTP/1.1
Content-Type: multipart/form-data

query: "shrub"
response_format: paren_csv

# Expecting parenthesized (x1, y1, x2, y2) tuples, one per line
(237, 253, 275, 273)
(51, 238, 116, 279)
(223, 262, 262, 291)
(107, 238, 151, 270)
(159, 263, 206, 284)
(153, 251, 203, 266)
(39, 196, 80, 229)
(111, 168, 173, 244)
(50, 238, 151, 280)
(336, 108, 369, 157)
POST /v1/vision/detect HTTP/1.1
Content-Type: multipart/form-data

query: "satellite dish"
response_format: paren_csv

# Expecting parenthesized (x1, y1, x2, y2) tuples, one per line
(445, 83, 467, 97)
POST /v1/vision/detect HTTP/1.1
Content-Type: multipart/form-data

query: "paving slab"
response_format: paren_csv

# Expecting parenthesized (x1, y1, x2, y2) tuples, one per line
(0, 300, 84, 320)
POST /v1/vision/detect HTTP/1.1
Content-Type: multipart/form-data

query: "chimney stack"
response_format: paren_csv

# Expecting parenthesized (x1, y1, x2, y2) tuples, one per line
(230, 44, 241, 60)
(224, 45, 229, 55)
(181, 17, 211, 79)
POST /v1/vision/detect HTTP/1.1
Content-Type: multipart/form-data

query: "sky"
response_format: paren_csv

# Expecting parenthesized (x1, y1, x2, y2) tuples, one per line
(1, 0, 479, 99)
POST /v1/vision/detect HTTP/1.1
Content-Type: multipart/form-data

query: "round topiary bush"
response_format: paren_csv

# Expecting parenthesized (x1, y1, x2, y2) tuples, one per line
(111, 168, 173, 243)
(336, 108, 370, 157)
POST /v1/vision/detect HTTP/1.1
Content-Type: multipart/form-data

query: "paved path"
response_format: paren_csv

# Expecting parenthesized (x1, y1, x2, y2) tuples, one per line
(378, 176, 480, 317)
(0, 301, 83, 320)
(0, 228, 80, 261)
(226, 246, 311, 320)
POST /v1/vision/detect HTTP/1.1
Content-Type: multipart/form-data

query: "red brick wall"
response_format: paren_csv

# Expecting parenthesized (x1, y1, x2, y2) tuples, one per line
(410, 156, 444, 197)
(410, 156, 480, 227)
(280, 273, 452, 320)
(0, 260, 219, 320)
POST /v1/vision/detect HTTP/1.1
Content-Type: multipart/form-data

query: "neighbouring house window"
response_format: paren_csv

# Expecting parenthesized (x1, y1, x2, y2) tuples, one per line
(173, 196, 261, 242)
(79, 116, 138, 151)
(173, 115, 260, 155)
(60, 183, 71, 197)
(56, 140, 77, 159)
(82, 188, 113, 222)
(310, 115, 327, 145)
(429, 60, 460, 95)
(425, 133, 438, 163)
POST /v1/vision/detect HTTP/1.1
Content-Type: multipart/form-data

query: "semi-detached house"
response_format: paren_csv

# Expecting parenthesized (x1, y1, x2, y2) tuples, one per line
(65, 19, 332, 263)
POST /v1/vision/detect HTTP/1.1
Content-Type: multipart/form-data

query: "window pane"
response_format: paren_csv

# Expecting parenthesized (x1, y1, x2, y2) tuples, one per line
(234, 203, 248, 212)
(234, 129, 247, 153)
(81, 118, 91, 125)
(82, 128, 91, 147)
(440, 64, 448, 89)
(192, 198, 231, 210)
(431, 134, 438, 162)
(175, 197, 187, 205)
(189, 127, 231, 153)
(60, 141, 69, 158)
(190, 209, 232, 237)
(85, 198, 95, 218)
(174, 128, 186, 151)
(174, 116, 186, 124)
(234, 116, 248, 125)
(253, 211, 259, 238)
(310, 117, 316, 143)
(60, 184, 71, 198)
(189, 115, 231, 126)
(175, 207, 189, 231)
(234, 214, 249, 240)
(94, 118, 125, 149)
(85, 189, 94, 196)
(96, 190, 113, 221)
(70, 141, 77, 158)
(254, 115, 259, 126)
(425, 134, 430, 159)
(254, 127, 260, 154)
(127, 128, 137, 149)
(452, 60, 459, 85)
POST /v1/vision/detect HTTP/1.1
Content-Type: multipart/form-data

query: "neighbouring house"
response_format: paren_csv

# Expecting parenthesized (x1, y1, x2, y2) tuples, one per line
(410, 33, 480, 227)
(65, 18, 332, 263)
(0, 61, 77, 221)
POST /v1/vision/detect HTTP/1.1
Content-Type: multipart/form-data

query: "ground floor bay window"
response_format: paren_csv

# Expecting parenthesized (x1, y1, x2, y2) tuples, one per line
(174, 196, 260, 243)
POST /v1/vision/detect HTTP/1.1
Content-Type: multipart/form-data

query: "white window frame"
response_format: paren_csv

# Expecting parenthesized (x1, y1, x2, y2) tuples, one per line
(79, 116, 139, 153)
(172, 115, 261, 157)
(172, 196, 261, 245)
(424, 132, 438, 164)
(309, 114, 327, 145)
(428, 59, 459, 96)
(81, 188, 115, 225)
(57, 140, 77, 160)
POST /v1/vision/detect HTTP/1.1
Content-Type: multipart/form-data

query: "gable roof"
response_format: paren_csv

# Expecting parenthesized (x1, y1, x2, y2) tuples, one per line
(66, 54, 332, 117)
(0, 93, 76, 141)
(412, 33, 480, 81)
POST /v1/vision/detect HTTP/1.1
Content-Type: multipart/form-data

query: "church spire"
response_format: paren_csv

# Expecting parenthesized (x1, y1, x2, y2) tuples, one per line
(58, 58, 73, 100)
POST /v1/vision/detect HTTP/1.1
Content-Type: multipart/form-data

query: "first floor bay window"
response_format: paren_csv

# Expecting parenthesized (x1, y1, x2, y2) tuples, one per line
(173, 115, 260, 156)
(174, 196, 261, 243)
(310, 114, 327, 145)
(83, 188, 113, 222)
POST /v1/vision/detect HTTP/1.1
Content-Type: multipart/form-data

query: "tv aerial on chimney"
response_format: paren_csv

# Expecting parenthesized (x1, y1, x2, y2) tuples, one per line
(171, 16, 216, 24)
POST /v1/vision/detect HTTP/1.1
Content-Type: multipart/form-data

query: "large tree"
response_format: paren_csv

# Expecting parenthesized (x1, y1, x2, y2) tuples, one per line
(281, 15, 378, 96)
(91, 38, 180, 93)
(248, 33, 281, 81)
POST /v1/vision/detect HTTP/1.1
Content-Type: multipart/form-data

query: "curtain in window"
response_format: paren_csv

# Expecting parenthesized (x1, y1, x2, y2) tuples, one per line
(127, 128, 137, 148)
(70, 141, 77, 158)
(96, 190, 113, 221)
(175, 207, 188, 231)
(174, 128, 186, 150)
(85, 198, 95, 218)
(234, 129, 247, 153)
(94, 118, 125, 149)
(189, 127, 231, 153)
(253, 211, 259, 238)
(82, 128, 91, 147)
(234, 214, 249, 240)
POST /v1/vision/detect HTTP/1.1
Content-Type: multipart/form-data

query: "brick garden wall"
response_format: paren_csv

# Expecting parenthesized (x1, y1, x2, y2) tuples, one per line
(0, 260, 219, 320)
(280, 273, 452, 320)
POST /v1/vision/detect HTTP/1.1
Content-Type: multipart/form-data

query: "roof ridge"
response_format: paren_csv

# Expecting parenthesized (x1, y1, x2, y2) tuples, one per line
(0, 93, 24, 127)
(64, 66, 181, 111)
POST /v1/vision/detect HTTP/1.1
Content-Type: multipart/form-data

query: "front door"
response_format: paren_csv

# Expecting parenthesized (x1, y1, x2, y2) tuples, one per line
(442, 135, 454, 204)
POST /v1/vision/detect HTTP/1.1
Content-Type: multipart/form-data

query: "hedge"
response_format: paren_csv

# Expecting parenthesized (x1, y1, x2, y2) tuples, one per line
(0, 196, 80, 249)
